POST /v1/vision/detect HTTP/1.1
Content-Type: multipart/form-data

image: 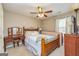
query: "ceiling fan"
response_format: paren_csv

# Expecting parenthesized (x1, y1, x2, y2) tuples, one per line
(30, 6, 52, 17)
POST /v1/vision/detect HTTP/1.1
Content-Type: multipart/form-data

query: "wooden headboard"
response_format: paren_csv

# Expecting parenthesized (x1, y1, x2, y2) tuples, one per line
(23, 27, 39, 36)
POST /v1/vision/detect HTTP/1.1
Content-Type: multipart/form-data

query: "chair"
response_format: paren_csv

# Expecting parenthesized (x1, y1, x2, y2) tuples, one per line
(17, 28, 25, 45)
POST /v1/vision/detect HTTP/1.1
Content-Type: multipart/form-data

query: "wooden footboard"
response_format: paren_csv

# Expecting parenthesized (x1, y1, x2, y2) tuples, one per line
(41, 34, 60, 56)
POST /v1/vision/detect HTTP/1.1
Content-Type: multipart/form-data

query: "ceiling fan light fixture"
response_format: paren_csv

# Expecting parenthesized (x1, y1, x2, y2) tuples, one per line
(37, 14, 44, 17)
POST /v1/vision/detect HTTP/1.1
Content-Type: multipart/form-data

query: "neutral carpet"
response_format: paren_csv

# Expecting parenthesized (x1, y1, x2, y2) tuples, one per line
(49, 46, 64, 56)
(6, 45, 64, 56)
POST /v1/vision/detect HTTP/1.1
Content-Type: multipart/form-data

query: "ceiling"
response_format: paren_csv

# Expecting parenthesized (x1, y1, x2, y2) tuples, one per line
(2, 3, 79, 19)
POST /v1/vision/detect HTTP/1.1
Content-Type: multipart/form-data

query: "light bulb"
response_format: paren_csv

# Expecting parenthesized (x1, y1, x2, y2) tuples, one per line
(38, 14, 44, 17)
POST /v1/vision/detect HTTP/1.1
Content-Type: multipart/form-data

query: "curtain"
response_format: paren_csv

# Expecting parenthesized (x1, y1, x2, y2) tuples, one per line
(66, 16, 74, 34)
(56, 16, 74, 34)
(56, 18, 66, 33)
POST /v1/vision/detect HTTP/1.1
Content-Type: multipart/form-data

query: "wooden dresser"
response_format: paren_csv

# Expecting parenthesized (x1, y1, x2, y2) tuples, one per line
(64, 34, 79, 56)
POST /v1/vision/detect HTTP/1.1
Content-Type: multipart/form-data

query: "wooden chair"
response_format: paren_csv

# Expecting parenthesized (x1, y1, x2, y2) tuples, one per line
(17, 28, 25, 45)
(12, 27, 21, 47)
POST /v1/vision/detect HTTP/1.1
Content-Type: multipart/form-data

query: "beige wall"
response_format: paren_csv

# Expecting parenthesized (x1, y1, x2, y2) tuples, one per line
(4, 11, 41, 36)
(0, 4, 4, 53)
(42, 11, 79, 32)
(42, 18, 56, 31)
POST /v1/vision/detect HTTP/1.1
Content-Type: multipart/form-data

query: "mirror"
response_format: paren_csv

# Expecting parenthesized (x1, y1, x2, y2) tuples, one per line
(13, 27, 18, 35)
(8, 27, 23, 36)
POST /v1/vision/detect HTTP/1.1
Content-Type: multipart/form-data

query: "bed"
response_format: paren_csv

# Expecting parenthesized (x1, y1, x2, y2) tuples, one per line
(23, 27, 60, 56)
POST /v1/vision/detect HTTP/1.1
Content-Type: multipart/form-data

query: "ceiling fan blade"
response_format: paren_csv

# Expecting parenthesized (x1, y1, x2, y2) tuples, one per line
(45, 10, 52, 13)
(30, 12, 38, 14)
(44, 14, 47, 17)
(38, 6, 43, 12)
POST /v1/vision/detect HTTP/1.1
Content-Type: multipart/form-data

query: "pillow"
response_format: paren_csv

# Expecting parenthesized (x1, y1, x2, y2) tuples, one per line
(25, 31, 39, 37)
(42, 31, 58, 37)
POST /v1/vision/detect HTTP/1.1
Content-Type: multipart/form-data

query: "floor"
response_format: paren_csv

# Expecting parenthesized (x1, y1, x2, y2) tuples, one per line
(49, 45, 64, 56)
(6, 45, 64, 56)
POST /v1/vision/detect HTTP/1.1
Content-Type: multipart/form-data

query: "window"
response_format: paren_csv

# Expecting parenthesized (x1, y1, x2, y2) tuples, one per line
(56, 16, 73, 34)
(56, 18, 66, 33)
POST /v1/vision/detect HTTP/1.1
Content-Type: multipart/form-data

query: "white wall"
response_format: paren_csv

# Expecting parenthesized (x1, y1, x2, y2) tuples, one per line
(0, 4, 4, 53)
(4, 11, 41, 36)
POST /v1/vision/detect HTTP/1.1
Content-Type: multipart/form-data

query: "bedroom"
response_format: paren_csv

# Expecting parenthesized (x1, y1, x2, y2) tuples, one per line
(0, 3, 79, 56)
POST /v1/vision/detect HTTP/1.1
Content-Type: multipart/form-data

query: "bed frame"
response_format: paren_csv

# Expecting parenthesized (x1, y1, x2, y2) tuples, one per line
(23, 27, 60, 56)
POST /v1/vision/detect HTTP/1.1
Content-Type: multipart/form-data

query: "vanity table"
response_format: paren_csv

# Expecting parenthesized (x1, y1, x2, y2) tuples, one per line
(4, 27, 25, 52)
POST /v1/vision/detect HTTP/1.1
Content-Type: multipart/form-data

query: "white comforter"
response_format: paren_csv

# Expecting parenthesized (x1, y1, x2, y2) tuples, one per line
(25, 34, 56, 56)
